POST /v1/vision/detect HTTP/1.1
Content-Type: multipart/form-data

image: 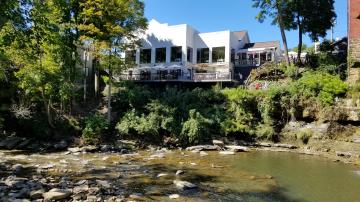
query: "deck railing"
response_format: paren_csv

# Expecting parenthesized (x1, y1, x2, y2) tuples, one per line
(117, 72, 232, 82)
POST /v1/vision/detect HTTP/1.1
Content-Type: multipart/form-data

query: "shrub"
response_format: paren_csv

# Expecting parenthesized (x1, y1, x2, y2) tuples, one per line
(82, 114, 108, 145)
(255, 124, 276, 140)
(295, 71, 348, 106)
(297, 129, 313, 144)
(181, 109, 213, 144)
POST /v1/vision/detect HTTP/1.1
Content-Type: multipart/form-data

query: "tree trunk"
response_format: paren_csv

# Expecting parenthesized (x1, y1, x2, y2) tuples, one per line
(297, 15, 303, 66)
(276, 0, 290, 65)
(107, 70, 112, 123)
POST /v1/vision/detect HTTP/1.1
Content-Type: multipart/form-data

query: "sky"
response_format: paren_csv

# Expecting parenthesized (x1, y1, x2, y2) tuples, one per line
(143, 0, 348, 49)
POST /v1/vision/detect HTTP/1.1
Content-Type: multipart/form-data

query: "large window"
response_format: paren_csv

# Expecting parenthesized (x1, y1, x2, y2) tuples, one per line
(197, 48, 209, 63)
(155, 48, 166, 63)
(212, 47, 225, 63)
(187, 47, 193, 62)
(171, 46, 182, 62)
(140, 49, 151, 64)
(125, 50, 136, 63)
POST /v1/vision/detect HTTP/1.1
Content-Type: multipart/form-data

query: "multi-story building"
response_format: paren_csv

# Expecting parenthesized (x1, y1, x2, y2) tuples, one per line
(121, 19, 281, 82)
(349, 0, 360, 67)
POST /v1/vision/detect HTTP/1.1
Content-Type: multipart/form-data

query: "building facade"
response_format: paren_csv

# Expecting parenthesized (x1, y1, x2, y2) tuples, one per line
(349, 0, 360, 67)
(122, 19, 281, 82)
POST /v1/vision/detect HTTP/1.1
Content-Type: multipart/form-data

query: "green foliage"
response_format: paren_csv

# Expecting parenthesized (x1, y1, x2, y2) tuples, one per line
(295, 71, 348, 105)
(181, 109, 213, 144)
(82, 114, 108, 145)
(297, 129, 313, 144)
(255, 124, 276, 140)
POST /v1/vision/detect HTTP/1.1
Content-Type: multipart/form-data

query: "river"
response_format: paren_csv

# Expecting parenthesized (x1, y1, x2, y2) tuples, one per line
(0, 149, 359, 201)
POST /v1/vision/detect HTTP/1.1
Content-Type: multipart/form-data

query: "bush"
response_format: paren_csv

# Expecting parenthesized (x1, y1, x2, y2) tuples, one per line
(181, 109, 213, 144)
(297, 129, 313, 144)
(255, 124, 276, 140)
(82, 114, 108, 145)
(295, 71, 348, 106)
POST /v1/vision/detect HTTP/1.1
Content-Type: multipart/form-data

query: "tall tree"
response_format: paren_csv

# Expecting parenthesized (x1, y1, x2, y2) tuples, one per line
(253, 0, 291, 65)
(283, 0, 336, 64)
(78, 0, 147, 122)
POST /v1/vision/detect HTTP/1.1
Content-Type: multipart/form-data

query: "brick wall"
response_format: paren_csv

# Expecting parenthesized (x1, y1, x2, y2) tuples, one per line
(349, 0, 360, 67)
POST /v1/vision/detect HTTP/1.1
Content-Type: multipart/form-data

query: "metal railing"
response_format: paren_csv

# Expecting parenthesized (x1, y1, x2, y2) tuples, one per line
(117, 72, 232, 82)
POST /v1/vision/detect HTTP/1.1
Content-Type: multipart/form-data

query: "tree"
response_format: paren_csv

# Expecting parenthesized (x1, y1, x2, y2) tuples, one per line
(253, 0, 291, 65)
(78, 0, 147, 122)
(283, 0, 336, 64)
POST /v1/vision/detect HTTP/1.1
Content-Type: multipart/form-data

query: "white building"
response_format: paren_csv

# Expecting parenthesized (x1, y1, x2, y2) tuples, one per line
(122, 19, 281, 82)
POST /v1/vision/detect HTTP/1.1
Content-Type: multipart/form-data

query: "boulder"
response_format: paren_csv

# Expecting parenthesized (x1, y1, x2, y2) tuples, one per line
(336, 151, 352, 158)
(173, 180, 197, 189)
(43, 188, 72, 201)
(156, 173, 168, 178)
(258, 142, 272, 147)
(96, 180, 111, 188)
(225, 145, 249, 152)
(30, 189, 45, 199)
(219, 151, 235, 155)
(212, 140, 224, 147)
(0, 137, 23, 149)
(273, 144, 297, 149)
(53, 141, 68, 150)
(186, 145, 220, 151)
(175, 170, 184, 176)
(352, 137, 360, 144)
(169, 194, 180, 199)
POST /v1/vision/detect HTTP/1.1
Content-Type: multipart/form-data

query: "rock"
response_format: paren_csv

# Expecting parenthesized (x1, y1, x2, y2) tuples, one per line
(212, 140, 224, 147)
(156, 173, 168, 178)
(12, 199, 31, 202)
(149, 153, 166, 158)
(258, 142, 272, 147)
(16, 139, 31, 149)
(219, 151, 235, 155)
(173, 180, 197, 189)
(30, 189, 45, 199)
(86, 195, 98, 202)
(5, 177, 28, 188)
(129, 193, 143, 200)
(211, 164, 224, 168)
(0, 136, 24, 149)
(53, 140, 67, 150)
(273, 144, 297, 149)
(186, 145, 220, 151)
(73, 185, 89, 194)
(40, 164, 55, 169)
(199, 151, 208, 156)
(169, 194, 180, 199)
(190, 162, 197, 166)
(175, 170, 184, 176)
(82, 145, 98, 152)
(96, 180, 111, 188)
(12, 164, 24, 173)
(43, 188, 72, 201)
(225, 145, 249, 152)
(68, 147, 81, 153)
(352, 137, 360, 144)
(336, 151, 352, 158)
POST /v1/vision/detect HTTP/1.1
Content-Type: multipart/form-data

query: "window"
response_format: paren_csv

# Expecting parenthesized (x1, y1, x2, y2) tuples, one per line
(212, 47, 225, 63)
(155, 48, 166, 63)
(171, 46, 182, 62)
(231, 49, 235, 63)
(125, 50, 136, 63)
(140, 49, 151, 64)
(187, 47, 193, 62)
(197, 48, 209, 63)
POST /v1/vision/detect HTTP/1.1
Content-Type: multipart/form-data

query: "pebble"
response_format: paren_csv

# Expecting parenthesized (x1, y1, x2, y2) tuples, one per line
(169, 194, 180, 199)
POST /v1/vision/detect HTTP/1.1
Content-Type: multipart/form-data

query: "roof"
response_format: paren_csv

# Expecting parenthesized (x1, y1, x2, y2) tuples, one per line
(233, 31, 247, 40)
(242, 41, 280, 49)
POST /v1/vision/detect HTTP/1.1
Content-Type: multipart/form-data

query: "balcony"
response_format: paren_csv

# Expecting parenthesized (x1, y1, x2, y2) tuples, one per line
(117, 71, 232, 82)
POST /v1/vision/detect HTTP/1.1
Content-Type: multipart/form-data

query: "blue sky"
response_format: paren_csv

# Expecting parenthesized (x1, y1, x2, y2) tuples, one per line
(143, 0, 347, 49)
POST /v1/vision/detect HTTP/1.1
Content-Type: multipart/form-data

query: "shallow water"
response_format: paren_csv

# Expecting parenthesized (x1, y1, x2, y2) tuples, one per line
(1, 149, 359, 201)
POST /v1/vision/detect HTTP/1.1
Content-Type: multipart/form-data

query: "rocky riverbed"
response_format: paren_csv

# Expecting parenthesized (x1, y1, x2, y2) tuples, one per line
(0, 139, 360, 201)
